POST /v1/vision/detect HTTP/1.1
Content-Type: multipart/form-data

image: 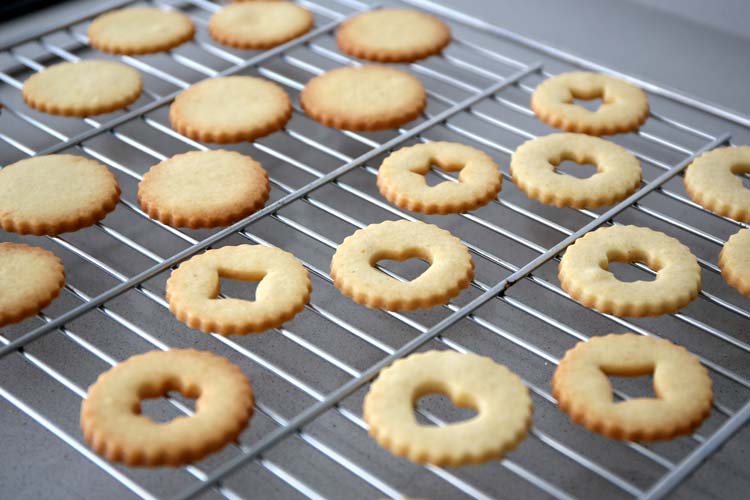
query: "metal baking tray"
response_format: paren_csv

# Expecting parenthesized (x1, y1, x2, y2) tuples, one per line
(1, 0, 749, 498)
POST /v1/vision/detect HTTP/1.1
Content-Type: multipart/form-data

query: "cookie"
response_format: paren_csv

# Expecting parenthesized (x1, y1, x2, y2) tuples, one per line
(719, 228, 750, 296)
(300, 65, 426, 131)
(22, 60, 142, 116)
(0, 243, 65, 327)
(169, 76, 292, 143)
(0, 155, 121, 235)
(330, 220, 473, 310)
(684, 146, 750, 222)
(209, 2, 313, 50)
(81, 349, 254, 466)
(337, 8, 451, 63)
(364, 350, 532, 466)
(166, 245, 311, 335)
(510, 133, 641, 208)
(558, 225, 701, 317)
(552, 333, 712, 441)
(531, 72, 649, 136)
(138, 150, 269, 229)
(88, 7, 195, 55)
(377, 142, 501, 214)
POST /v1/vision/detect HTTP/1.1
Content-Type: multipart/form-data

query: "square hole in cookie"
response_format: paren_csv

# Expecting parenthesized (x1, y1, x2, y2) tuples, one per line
(376, 257, 431, 282)
(416, 393, 478, 425)
(608, 374, 656, 400)
(219, 273, 264, 302)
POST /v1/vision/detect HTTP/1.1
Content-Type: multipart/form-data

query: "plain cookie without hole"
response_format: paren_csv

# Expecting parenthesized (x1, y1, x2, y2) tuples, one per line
(89, 7, 195, 55)
(209, 1, 313, 50)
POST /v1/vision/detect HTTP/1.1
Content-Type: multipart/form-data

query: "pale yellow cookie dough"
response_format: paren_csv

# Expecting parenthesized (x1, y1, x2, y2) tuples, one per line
(22, 60, 142, 116)
(0, 154, 121, 235)
(89, 7, 195, 55)
(377, 142, 501, 214)
(209, 2, 313, 50)
(0, 243, 65, 327)
(684, 146, 750, 222)
(81, 349, 254, 466)
(510, 133, 642, 208)
(330, 220, 473, 310)
(337, 8, 451, 62)
(552, 333, 712, 441)
(364, 350, 532, 466)
(719, 228, 750, 296)
(531, 72, 649, 135)
(166, 245, 311, 335)
(558, 225, 701, 317)
(169, 76, 292, 143)
(300, 65, 426, 131)
(138, 150, 269, 229)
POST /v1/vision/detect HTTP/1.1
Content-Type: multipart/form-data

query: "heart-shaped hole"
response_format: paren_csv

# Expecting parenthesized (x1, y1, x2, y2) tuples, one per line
(416, 392, 478, 425)
(555, 159, 599, 179)
(604, 250, 658, 283)
(216, 269, 266, 302)
(573, 96, 603, 112)
(609, 373, 657, 400)
(424, 163, 459, 188)
(376, 257, 431, 282)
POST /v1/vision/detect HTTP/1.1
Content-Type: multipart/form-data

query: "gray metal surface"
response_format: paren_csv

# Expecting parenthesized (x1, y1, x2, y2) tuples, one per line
(1, 0, 749, 499)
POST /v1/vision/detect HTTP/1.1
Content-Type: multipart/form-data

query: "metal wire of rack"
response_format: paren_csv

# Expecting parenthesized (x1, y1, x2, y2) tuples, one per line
(0, 0, 749, 499)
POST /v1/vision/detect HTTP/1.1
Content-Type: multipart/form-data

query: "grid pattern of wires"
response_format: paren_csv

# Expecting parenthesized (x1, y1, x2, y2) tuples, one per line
(1, 0, 749, 499)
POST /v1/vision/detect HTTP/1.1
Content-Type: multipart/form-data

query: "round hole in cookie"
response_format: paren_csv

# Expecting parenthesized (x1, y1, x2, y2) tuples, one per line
(415, 392, 478, 425)
(217, 270, 266, 302)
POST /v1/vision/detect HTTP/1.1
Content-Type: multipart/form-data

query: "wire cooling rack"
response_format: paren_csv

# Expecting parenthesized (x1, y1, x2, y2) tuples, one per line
(1, 0, 750, 498)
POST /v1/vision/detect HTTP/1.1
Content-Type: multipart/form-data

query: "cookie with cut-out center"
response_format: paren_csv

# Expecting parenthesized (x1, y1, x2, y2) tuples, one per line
(300, 65, 426, 131)
(377, 142, 501, 214)
(209, 2, 313, 50)
(684, 146, 750, 222)
(510, 133, 642, 208)
(0, 155, 120, 235)
(337, 8, 451, 62)
(552, 333, 712, 441)
(0, 243, 65, 327)
(330, 220, 473, 310)
(364, 350, 532, 466)
(89, 7, 195, 55)
(719, 228, 750, 296)
(22, 60, 142, 116)
(166, 245, 311, 335)
(81, 349, 254, 466)
(558, 225, 701, 317)
(169, 76, 292, 143)
(138, 150, 269, 229)
(531, 72, 649, 136)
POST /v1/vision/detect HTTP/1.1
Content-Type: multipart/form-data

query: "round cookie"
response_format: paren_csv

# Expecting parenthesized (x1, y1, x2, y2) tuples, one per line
(552, 333, 713, 441)
(169, 76, 292, 143)
(166, 245, 311, 335)
(22, 60, 142, 116)
(88, 7, 195, 55)
(719, 228, 750, 296)
(138, 150, 269, 229)
(0, 243, 65, 327)
(330, 220, 473, 310)
(364, 350, 532, 466)
(377, 142, 501, 214)
(300, 65, 426, 131)
(0, 154, 121, 235)
(531, 72, 649, 136)
(81, 349, 254, 466)
(684, 146, 750, 222)
(558, 225, 701, 317)
(209, 2, 313, 50)
(337, 9, 451, 63)
(510, 133, 642, 208)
